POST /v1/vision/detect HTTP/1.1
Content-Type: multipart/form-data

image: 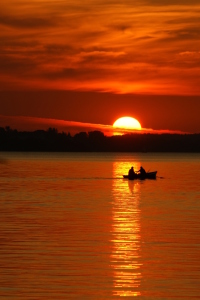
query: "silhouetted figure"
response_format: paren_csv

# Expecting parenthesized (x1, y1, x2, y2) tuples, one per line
(128, 166, 135, 177)
(139, 166, 146, 176)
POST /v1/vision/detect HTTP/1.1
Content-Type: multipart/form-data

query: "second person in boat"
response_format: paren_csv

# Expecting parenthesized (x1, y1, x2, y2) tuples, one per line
(139, 166, 146, 176)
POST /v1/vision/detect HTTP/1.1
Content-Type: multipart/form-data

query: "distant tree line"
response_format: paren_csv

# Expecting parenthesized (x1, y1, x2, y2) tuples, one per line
(0, 127, 200, 152)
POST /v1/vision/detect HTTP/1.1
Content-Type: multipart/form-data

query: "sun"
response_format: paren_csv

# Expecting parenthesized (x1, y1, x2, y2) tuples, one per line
(113, 117, 142, 131)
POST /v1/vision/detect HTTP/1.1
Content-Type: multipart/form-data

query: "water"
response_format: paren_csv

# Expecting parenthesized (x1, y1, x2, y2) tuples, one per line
(0, 152, 200, 299)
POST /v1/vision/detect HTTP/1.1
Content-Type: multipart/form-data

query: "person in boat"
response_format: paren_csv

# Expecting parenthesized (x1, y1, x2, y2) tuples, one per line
(128, 166, 135, 177)
(139, 166, 146, 176)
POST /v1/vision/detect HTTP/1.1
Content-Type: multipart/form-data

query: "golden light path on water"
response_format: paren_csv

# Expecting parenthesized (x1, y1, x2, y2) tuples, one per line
(111, 161, 142, 297)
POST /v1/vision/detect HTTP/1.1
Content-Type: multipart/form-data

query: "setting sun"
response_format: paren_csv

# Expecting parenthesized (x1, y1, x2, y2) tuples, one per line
(113, 117, 142, 131)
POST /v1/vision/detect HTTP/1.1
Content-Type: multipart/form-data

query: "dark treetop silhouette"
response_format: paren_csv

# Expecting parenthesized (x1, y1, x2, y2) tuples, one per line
(0, 127, 200, 152)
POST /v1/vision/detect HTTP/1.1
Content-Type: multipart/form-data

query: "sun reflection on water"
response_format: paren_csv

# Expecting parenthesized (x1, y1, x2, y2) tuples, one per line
(111, 161, 142, 297)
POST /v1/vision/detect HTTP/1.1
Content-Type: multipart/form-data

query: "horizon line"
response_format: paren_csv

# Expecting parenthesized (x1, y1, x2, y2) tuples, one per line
(0, 114, 194, 136)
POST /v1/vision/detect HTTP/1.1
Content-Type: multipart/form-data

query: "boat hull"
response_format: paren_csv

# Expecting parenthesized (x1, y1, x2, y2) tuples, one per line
(123, 171, 157, 180)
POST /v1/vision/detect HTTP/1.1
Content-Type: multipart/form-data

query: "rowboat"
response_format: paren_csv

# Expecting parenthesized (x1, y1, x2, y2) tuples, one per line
(123, 171, 157, 180)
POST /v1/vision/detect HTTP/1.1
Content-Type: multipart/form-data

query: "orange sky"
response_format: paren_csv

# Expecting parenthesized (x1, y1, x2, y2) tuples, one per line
(0, 0, 200, 133)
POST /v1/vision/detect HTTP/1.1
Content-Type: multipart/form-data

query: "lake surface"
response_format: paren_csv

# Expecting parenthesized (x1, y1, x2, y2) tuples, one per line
(0, 152, 200, 299)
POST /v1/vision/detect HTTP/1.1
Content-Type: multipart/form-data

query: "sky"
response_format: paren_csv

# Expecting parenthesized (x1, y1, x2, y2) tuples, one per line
(0, 0, 200, 134)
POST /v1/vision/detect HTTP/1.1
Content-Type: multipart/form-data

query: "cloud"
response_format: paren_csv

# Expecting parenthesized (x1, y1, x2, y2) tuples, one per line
(0, 115, 114, 135)
(0, 115, 187, 136)
(0, 0, 200, 94)
(143, 0, 200, 5)
(0, 14, 56, 29)
(159, 26, 200, 43)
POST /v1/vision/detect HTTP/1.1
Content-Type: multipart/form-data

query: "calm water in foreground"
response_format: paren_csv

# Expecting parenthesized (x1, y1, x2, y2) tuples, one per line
(0, 152, 200, 299)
